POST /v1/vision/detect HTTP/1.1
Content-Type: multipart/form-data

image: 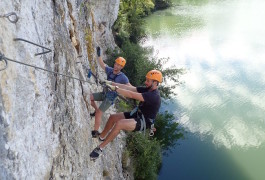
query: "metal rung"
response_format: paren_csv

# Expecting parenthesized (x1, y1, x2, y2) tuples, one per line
(14, 38, 52, 56)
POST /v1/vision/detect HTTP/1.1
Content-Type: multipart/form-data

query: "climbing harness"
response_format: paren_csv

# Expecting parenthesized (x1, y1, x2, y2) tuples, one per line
(106, 70, 121, 82)
(0, 12, 19, 23)
(129, 106, 155, 137)
(105, 90, 118, 104)
(14, 38, 52, 56)
(0, 52, 96, 84)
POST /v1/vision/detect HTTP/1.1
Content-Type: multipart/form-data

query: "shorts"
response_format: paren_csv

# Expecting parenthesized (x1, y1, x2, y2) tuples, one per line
(92, 92, 112, 112)
(124, 112, 151, 132)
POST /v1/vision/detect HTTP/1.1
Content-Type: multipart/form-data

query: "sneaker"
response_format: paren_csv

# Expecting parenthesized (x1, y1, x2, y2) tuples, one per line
(91, 130, 100, 138)
(90, 111, 96, 117)
(90, 146, 103, 161)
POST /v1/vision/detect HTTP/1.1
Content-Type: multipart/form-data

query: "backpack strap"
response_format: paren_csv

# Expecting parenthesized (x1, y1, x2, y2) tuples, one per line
(107, 69, 122, 82)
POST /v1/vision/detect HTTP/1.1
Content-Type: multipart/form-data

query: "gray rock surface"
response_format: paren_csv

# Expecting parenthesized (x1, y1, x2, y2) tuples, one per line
(0, 0, 131, 179)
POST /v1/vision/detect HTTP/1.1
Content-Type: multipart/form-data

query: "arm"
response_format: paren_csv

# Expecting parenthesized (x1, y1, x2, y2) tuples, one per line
(116, 87, 144, 102)
(111, 81, 137, 92)
(125, 82, 132, 86)
(98, 56, 106, 70)
(96, 47, 106, 70)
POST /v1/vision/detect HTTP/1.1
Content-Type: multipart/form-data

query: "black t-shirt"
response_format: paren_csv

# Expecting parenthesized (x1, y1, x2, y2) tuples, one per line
(136, 86, 161, 121)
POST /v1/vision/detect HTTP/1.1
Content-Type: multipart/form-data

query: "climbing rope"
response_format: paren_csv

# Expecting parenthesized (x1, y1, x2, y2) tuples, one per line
(0, 52, 96, 84)
(0, 12, 19, 23)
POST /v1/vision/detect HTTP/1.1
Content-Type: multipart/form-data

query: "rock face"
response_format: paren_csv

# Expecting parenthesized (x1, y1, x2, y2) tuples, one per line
(0, 0, 130, 179)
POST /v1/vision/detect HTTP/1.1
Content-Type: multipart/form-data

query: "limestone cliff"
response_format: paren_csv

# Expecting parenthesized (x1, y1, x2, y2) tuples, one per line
(0, 0, 130, 179)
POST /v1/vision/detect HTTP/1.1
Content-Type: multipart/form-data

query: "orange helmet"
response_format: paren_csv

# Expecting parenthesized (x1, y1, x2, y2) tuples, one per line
(146, 70, 163, 83)
(115, 57, 126, 67)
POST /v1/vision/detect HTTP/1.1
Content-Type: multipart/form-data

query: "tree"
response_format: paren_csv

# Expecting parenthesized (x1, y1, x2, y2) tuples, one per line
(113, 0, 155, 45)
(154, 111, 184, 154)
(154, 0, 172, 10)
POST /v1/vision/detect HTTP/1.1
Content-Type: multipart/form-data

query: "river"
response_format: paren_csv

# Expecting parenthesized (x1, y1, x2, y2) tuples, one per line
(143, 0, 265, 179)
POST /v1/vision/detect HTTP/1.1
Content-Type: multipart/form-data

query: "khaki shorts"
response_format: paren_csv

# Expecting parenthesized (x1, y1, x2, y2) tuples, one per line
(92, 92, 112, 112)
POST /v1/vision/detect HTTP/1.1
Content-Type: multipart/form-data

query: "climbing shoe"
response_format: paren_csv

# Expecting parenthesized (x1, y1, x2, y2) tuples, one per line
(90, 111, 96, 117)
(91, 130, 100, 138)
(90, 146, 102, 161)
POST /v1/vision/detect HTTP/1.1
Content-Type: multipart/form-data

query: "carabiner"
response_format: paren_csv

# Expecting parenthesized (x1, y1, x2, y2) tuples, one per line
(149, 131, 154, 137)
(1, 12, 19, 23)
(149, 123, 155, 137)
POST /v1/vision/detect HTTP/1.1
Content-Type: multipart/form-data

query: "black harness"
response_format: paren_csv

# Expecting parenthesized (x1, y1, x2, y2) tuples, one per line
(130, 106, 155, 136)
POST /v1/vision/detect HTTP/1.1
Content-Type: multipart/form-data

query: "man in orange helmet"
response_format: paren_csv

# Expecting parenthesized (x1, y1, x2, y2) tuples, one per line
(90, 47, 131, 139)
(90, 70, 162, 161)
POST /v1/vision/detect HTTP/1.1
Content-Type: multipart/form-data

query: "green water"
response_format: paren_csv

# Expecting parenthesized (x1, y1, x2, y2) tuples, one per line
(143, 0, 265, 179)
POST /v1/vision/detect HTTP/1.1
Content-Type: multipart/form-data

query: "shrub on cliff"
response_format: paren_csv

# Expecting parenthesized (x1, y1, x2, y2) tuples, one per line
(126, 132, 162, 180)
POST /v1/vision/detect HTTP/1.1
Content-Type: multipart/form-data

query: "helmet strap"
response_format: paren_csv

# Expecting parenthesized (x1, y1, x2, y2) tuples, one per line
(150, 81, 156, 89)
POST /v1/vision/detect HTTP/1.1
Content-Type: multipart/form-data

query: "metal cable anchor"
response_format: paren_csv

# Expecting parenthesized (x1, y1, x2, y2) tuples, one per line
(0, 12, 19, 23)
(0, 52, 8, 71)
(14, 38, 52, 56)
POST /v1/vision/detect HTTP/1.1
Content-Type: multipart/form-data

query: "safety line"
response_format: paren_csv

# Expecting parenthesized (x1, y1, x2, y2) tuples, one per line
(0, 52, 95, 84)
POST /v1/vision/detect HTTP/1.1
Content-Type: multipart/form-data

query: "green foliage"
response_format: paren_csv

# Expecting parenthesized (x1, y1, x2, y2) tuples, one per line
(154, 0, 172, 10)
(126, 132, 162, 180)
(114, 0, 155, 45)
(115, 98, 134, 112)
(154, 111, 184, 154)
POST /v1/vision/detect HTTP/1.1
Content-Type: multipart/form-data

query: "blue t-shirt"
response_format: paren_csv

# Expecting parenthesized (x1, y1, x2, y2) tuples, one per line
(136, 87, 161, 120)
(105, 66, 129, 84)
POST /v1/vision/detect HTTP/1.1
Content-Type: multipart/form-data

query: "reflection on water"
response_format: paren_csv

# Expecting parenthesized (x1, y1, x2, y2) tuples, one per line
(144, 0, 265, 179)
(145, 0, 265, 149)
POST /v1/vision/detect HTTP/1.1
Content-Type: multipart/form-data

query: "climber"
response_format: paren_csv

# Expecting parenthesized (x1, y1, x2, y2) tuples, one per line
(90, 47, 131, 139)
(90, 70, 162, 161)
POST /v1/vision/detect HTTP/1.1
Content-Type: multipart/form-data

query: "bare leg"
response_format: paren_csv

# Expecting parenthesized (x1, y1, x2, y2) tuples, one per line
(100, 113, 125, 138)
(99, 119, 136, 149)
(94, 109, 103, 130)
(90, 94, 98, 110)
